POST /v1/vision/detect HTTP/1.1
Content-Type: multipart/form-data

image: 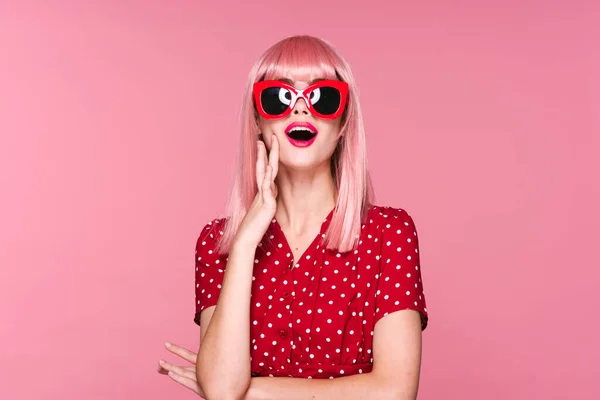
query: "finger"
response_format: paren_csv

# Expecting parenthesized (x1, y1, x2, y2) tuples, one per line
(158, 364, 168, 374)
(269, 134, 279, 182)
(262, 165, 273, 197)
(256, 141, 266, 192)
(167, 371, 202, 396)
(271, 181, 278, 199)
(165, 342, 197, 364)
(157, 360, 171, 375)
(157, 364, 195, 375)
(262, 168, 277, 206)
(159, 360, 197, 381)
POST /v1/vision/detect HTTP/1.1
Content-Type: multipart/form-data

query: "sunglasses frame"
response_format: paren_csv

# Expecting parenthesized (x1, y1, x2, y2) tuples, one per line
(253, 79, 349, 120)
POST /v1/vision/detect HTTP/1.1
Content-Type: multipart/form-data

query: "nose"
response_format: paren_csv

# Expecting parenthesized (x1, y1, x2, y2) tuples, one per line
(292, 96, 310, 116)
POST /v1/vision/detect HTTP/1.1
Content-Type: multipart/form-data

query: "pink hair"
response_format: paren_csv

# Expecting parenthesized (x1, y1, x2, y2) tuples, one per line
(215, 35, 375, 255)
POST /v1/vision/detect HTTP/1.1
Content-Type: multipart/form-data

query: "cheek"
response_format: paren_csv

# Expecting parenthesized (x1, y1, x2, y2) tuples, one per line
(258, 119, 282, 135)
(317, 120, 343, 141)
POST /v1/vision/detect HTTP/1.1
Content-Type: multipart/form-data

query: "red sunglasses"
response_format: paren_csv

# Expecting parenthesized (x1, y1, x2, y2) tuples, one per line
(253, 80, 349, 120)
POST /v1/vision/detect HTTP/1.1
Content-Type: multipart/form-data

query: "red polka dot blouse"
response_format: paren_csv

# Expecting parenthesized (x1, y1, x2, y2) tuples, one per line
(194, 205, 428, 379)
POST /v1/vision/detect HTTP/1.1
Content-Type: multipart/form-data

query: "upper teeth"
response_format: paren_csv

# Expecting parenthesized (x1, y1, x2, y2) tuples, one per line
(289, 127, 315, 134)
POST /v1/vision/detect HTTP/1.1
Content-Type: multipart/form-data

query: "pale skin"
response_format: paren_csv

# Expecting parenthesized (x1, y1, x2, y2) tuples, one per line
(158, 75, 423, 400)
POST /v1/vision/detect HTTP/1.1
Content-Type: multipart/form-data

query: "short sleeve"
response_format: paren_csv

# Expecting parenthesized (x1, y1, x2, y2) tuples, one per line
(374, 208, 429, 330)
(194, 218, 227, 326)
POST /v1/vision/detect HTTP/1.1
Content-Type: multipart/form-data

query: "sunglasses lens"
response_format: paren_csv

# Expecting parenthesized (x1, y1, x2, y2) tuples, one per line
(309, 86, 341, 116)
(260, 87, 292, 116)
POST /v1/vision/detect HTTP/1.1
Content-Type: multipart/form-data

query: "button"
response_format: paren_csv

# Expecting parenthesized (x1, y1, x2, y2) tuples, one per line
(279, 329, 288, 339)
(283, 291, 290, 298)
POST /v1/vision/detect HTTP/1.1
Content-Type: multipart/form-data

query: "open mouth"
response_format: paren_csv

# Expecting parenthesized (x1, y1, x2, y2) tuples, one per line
(286, 128, 317, 142)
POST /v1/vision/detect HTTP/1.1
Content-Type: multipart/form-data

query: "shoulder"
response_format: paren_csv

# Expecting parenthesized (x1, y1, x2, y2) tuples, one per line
(195, 216, 229, 259)
(197, 216, 227, 240)
(363, 204, 420, 246)
(365, 204, 417, 229)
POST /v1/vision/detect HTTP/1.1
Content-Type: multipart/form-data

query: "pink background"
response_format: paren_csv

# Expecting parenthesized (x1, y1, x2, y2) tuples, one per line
(1, 1, 599, 399)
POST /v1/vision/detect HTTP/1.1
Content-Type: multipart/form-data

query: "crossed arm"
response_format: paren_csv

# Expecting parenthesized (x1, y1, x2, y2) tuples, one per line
(243, 308, 423, 400)
(160, 306, 422, 400)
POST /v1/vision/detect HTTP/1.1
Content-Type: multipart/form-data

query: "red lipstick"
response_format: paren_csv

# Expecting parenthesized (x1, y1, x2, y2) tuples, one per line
(284, 122, 318, 148)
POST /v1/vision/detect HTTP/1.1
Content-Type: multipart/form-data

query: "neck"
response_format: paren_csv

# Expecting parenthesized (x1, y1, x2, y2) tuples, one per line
(274, 163, 337, 235)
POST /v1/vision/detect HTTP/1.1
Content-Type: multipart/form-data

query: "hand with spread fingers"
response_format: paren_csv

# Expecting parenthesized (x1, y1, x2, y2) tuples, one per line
(232, 135, 280, 249)
(157, 342, 205, 398)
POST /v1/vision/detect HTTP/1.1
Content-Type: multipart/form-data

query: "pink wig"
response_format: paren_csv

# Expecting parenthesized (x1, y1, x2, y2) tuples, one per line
(215, 35, 375, 255)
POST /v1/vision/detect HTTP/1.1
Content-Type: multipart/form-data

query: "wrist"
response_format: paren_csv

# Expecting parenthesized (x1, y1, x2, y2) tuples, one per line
(230, 238, 259, 256)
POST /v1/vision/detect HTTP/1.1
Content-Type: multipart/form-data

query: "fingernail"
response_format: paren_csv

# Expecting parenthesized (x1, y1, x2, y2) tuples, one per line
(159, 360, 165, 365)
(165, 342, 171, 347)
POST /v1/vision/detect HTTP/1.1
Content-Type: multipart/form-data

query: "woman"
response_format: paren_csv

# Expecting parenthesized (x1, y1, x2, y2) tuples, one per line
(158, 35, 429, 400)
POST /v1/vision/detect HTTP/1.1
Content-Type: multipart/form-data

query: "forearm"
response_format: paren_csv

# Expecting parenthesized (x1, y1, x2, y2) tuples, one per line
(244, 372, 415, 400)
(197, 242, 256, 399)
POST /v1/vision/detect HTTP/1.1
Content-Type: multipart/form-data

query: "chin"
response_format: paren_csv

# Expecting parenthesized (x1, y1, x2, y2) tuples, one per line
(279, 153, 331, 172)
